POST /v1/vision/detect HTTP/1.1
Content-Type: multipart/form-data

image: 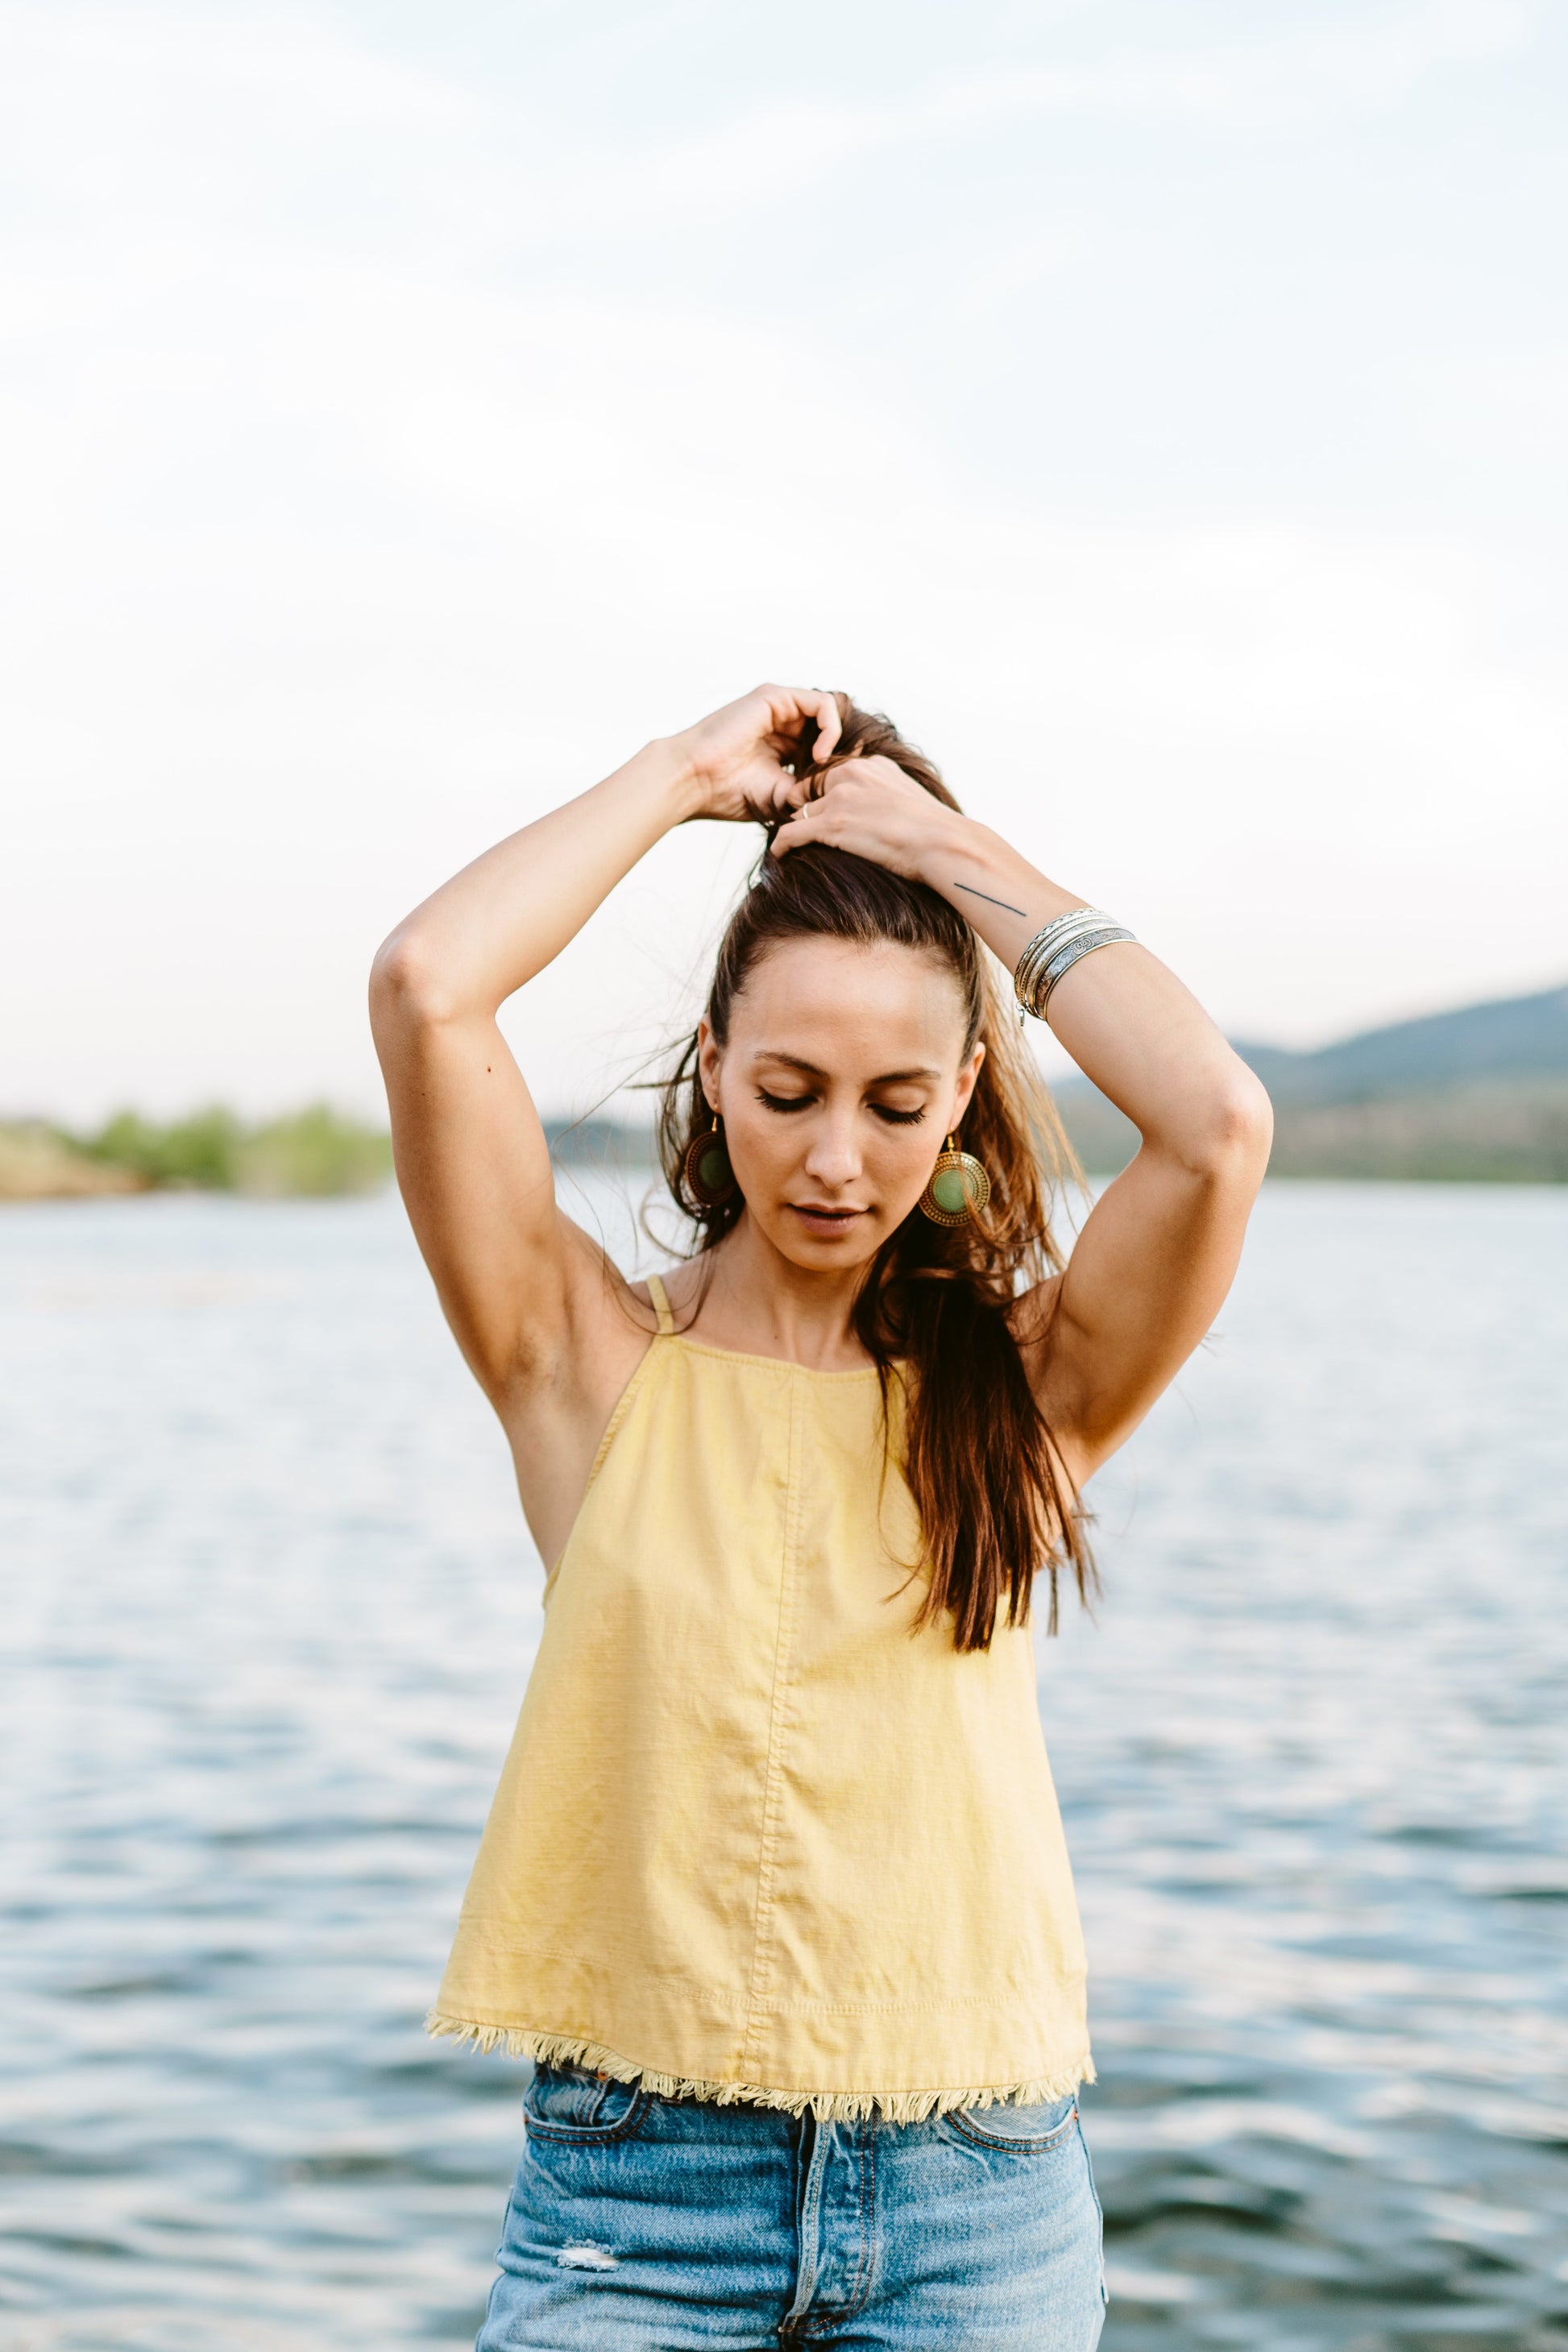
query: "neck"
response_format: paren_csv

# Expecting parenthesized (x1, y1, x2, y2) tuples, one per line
(690, 1211, 874, 1371)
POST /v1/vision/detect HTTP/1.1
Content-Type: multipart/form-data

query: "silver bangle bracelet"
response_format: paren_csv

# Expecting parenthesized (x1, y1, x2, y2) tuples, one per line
(1038, 923, 1130, 988)
(1013, 912, 1109, 1010)
(1014, 909, 1136, 1022)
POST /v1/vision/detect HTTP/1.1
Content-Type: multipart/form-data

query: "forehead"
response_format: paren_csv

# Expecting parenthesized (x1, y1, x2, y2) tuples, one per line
(728, 936, 971, 1064)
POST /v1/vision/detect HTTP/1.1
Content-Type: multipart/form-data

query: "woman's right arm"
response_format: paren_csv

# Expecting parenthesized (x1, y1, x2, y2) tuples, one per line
(367, 690, 840, 1412)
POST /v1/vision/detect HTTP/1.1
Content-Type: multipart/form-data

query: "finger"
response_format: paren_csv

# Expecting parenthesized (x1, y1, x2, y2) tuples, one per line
(808, 691, 842, 763)
(806, 753, 872, 799)
(761, 685, 841, 763)
(768, 801, 819, 855)
(774, 786, 820, 828)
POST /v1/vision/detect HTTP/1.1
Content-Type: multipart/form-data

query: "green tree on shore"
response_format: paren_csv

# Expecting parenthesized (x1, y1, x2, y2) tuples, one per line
(72, 1104, 393, 1196)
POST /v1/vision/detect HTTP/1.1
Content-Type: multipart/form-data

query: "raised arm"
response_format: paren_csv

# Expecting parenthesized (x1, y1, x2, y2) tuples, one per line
(769, 758, 1273, 1479)
(368, 687, 841, 1416)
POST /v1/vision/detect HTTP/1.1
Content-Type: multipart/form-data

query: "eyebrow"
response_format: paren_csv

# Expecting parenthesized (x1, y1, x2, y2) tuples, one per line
(757, 1052, 941, 1085)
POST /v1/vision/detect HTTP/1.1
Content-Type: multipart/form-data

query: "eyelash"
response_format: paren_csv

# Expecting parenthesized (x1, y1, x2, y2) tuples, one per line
(755, 1090, 927, 1127)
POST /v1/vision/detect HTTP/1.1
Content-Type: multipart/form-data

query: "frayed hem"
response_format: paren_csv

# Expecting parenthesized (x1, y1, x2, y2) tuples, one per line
(424, 2011, 1094, 2124)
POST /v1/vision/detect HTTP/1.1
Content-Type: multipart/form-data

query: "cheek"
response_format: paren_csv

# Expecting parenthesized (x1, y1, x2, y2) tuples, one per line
(869, 1118, 931, 1158)
(721, 1101, 796, 1179)
(874, 1125, 943, 1201)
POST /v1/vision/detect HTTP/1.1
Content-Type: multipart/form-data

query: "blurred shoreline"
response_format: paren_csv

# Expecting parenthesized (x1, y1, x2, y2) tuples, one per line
(0, 1110, 645, 1203)
(3, 1097, 1566, 1200)
(6, 977, 1566, 1199)
(0, 1105, 393, 1203)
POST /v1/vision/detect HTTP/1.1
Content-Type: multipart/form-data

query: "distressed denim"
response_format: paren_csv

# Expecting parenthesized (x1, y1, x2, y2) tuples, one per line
(476, 2063, 1107, 2349)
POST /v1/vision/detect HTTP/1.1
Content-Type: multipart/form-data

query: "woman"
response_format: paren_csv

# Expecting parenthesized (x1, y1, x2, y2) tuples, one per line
(370, 686, 1272, 2349)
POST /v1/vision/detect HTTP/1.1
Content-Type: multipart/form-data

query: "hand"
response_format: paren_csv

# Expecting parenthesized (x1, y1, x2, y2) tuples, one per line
(668, 686, 842, 823)
(769, 755, 961, 881)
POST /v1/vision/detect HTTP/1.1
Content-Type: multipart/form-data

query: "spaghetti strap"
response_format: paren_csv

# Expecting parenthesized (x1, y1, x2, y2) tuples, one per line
(645, 1271, 676, 1337)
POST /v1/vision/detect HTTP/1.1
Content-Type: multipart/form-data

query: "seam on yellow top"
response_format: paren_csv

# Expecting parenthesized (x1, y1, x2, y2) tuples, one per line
(666, 1338, 881, 1378)
(739, 1371, 805, 2076)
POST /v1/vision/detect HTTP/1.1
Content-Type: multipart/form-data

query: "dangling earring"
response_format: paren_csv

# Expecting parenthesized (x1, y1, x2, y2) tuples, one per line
(683, 1111, 738, 1209)
(918, 1133, 991, 1226)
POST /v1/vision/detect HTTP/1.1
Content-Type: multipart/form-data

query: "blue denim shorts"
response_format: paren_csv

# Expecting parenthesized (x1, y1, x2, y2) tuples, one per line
(476, 2061, 1107, 2349)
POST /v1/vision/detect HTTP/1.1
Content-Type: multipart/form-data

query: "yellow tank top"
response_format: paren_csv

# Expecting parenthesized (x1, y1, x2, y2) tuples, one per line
(428, 1273, 1093, 2122)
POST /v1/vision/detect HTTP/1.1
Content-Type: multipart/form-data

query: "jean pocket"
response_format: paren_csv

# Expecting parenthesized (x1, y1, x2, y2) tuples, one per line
(523, 2060, 648, 2143)
(941, 2090, 1080, 2153)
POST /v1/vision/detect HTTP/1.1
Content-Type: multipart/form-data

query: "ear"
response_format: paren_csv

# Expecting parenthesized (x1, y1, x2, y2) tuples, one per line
(948, 1039, 986, 1131)
(696, 1019, 723, 1114)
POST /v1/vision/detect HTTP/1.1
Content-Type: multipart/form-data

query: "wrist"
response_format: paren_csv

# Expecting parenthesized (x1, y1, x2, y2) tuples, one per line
(631, 734, 707, 824)
(910, 801, 983, 889)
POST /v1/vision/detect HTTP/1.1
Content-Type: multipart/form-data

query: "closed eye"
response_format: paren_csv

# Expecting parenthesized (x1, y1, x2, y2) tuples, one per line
(756, 1089, 927, 1126)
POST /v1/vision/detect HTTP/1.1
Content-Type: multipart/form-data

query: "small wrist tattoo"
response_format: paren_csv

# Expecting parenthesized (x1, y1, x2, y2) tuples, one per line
(953, 881, 1027, 918)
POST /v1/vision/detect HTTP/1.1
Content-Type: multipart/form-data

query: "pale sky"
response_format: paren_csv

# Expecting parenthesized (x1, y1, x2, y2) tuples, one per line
(3, 0, 1565, 1123)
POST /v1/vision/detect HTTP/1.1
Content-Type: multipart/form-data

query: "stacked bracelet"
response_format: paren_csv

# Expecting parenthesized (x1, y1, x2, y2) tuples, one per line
(1014, 908, 1137, 1023)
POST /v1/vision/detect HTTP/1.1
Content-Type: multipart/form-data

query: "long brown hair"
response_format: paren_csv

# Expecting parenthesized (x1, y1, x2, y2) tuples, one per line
(656, 696, 1094, 1652)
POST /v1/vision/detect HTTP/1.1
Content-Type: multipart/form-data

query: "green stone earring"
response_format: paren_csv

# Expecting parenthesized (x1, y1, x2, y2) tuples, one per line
(918, 1133, 991, 1227)
(683, 1112, 738, 1209)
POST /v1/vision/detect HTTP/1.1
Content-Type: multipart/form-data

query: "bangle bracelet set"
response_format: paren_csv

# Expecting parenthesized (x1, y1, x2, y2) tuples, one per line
(1013, 908, 1137, 1025)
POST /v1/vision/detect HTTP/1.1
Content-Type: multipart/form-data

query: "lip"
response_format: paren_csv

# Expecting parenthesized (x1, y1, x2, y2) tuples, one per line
(788, 1203, 867, 1234)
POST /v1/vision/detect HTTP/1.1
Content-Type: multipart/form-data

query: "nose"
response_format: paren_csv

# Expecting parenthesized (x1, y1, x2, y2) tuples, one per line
(803, 1114, 862, 1193)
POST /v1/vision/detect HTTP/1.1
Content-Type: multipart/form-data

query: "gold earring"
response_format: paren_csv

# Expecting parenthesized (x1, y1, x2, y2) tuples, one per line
(918, 1134, 991, 1226)
(683, 1112, 738, 1209)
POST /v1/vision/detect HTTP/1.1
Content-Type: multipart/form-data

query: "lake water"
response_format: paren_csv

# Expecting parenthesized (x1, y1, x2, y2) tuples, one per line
(2, 1180, 1566, 2350)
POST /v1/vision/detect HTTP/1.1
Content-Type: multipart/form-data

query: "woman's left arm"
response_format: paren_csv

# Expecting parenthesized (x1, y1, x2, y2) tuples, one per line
(771, 759, 1274, 1479)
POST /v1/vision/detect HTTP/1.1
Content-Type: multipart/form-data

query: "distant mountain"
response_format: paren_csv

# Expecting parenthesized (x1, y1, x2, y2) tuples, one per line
(1230, 982, 1568, 1106)
(1053, 981, 1568, 1182)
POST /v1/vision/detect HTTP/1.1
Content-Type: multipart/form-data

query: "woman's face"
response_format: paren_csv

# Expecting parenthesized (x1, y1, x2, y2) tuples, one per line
(698, 937, 985, 1271)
